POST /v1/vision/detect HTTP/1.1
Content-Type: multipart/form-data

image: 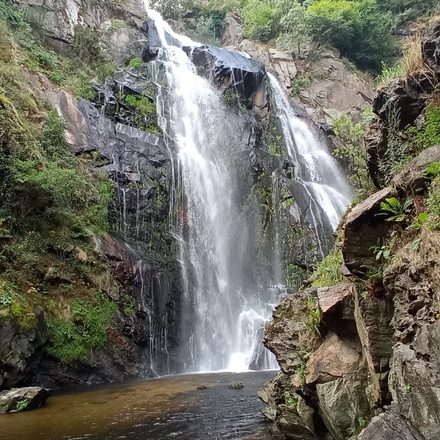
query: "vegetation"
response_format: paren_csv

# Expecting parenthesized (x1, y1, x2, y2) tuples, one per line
(47, 294, 117, 363)
(312, 251, 343, 288)
(333, 108, 374, 201)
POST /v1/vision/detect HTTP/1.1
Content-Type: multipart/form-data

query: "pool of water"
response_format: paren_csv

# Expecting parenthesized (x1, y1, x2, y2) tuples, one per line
(0, 371, 276, 440)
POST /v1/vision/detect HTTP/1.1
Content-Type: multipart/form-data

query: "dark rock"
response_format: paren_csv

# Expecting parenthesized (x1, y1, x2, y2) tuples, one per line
(373, 78, 432, 129)
(0, 387, 51, 414)
(185, 45, 267, 109)
(342, 187, 395, 273)
(0, 312, 47, 390)
(422, 21, 440, 78)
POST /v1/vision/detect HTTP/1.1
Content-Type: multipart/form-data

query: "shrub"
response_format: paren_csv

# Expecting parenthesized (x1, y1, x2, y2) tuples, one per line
(242, 0, 276, 42)
(306, 0, 399, 73)
(128, 57, 143, 68)
(47, 295, 117, 363)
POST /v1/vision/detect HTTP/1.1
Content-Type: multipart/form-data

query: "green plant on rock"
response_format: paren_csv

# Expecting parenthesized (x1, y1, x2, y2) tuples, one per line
(47, 294, 117, 363)
(312, 251, 343, 288)
(15, 400, 28, 412)
(377, 197, 413, 222)
(284, 391, 298, 407)
(427, 177, 440, 230)
(128, 57, 143, 68)
(424, 162, 440, 180)
(370, 237, 396, 263)
(333, 109, 374, 201)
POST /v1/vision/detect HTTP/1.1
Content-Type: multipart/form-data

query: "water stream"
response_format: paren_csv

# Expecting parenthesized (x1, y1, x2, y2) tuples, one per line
(147, 8, 280, 373)
(268, 74, 352, 254)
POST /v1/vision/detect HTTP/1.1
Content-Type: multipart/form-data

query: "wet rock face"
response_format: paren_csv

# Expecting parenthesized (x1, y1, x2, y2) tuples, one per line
(0, 312, 47, 390)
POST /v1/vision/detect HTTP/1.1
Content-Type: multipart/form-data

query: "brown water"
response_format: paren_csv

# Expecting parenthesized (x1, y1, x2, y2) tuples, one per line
(0, 371, 276, 440)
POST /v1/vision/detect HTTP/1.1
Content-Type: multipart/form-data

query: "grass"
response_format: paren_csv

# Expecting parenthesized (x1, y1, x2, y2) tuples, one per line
(312, 251, 343, 288)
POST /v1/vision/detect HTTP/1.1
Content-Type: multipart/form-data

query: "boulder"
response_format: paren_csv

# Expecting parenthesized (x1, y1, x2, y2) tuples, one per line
(394, 145, 440, 194)
(0, 312, 47, 390)
(358, 409, 424, 440)
(306, 332, 361, 384)
(184, 45, 267, 109)
(389, 343, 440, 439)
(342, 187, 395, 273)
(316, 366, 375, 440)
(221, 12, 244, 47)
(264, 295, 310, 374)
(317, 282, 356, 336)
(0, 387, 51, 413)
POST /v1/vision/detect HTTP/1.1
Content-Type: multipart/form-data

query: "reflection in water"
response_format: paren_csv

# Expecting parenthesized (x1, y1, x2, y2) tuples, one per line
(0, 371, 275, 440)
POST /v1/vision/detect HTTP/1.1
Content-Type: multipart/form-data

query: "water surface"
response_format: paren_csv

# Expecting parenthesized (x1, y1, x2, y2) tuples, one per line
(0, 371, 275, 440)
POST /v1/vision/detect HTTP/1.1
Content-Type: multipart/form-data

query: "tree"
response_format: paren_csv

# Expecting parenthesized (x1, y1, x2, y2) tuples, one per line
(305, 0, 399, 73)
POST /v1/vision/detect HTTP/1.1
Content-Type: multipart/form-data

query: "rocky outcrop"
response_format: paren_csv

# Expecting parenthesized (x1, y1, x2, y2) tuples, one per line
(342, 187, 394, 273)
(366, 20, 440, 188)
(0, 387, 51, 413)
(262, 139, 440, 438)
(14, 0, 146, 50)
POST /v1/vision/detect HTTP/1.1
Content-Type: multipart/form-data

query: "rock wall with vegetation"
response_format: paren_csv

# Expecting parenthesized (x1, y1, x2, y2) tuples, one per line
(0, 0, 338, 392)
(261, 18, 440, 440)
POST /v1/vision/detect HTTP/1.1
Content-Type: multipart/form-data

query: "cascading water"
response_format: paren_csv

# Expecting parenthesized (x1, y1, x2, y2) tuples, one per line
(268, 74, 352, 254)
(143, 4, 351, 374)
(146, 6, 279, 372)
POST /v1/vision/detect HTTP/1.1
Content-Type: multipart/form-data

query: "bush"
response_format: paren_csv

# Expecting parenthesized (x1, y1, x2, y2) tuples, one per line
(306, 0, 399, 73)
(242, 0, 277, 42)
(47, 295, 117, 363)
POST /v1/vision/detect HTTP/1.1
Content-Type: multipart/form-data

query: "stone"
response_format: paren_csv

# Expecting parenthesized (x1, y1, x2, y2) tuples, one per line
(317, 281, 352, 315)
(422, 21, 440, 78)
(0, 387, 52, 414)
(316, 366, 374, 440)
(358, 409, 424, 440)
(394, 145, 440, 194)
(263, 295, 309, 374)
(73, 247, 87, 263)
(0, 312, 47, 390)
(184, 45, 267, 110)
(389, 343, 440, 440)
(354, 291, 394, 374)
(342, 186, 395, 273)
(306, 332, 361, 384)
(14, 0, 146, 50)
(51, 91, 90, 153)
(221, 12, 244, 47)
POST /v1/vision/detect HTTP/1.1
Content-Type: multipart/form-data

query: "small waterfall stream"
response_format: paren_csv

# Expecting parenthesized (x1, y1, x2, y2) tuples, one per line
(143, 4, 351, 374)
(268, 74, 352, 253)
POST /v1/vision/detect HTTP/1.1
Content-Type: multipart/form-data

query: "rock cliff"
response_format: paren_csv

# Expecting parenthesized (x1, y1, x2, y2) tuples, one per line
(261, 20, 440, 440)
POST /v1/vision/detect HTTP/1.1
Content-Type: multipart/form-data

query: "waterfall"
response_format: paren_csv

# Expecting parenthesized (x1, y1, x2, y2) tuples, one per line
(142, 3, 350, 373)
(145, 6, 279, 372)
(268, 74, 352, 254)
